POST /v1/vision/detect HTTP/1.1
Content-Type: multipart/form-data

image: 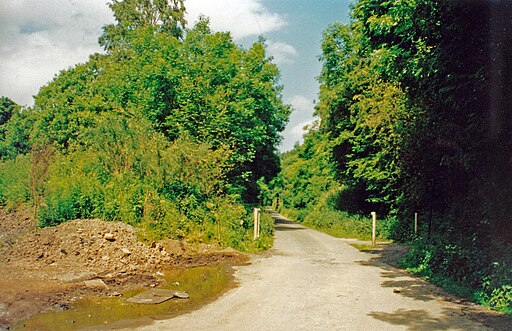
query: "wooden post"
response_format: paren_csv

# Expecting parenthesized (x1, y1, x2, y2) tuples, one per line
(371, 211, 377, 247)
(414, 213, 418, 236)
(257, 208, 260, 238)
(253, 208, 260, 240)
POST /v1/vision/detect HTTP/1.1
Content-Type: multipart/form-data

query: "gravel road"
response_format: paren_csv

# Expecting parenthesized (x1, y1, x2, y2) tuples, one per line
(133, 213, 489, 331)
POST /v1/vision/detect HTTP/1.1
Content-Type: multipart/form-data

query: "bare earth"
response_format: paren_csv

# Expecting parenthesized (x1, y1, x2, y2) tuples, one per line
(0, 208, 247, 329)
(131, 213, 511, 331)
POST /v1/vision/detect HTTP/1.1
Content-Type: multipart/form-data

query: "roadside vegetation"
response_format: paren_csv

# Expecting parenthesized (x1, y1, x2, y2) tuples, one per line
(0, 0, 287, 252)
(271, 0, 511, 313)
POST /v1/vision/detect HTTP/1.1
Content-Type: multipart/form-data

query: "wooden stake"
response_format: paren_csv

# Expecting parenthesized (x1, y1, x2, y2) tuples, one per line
(371, 211, 377, 247)
(253, 208, 260, 240)
(414, 213, 418, 236)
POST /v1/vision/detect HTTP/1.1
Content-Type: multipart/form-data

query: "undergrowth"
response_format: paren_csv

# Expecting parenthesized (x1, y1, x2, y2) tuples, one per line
(0, 115, 274, 252)
(399, 236, 512, 313)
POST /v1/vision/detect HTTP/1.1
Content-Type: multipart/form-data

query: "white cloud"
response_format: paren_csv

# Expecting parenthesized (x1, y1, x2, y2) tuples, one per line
(287, 95, 315, 114)
(281, 119, 314, 152)
(0, 0, 113, 106)
(186, 0, 286, 40)
(280, 95, 316, 151)
(0, 0, 287, 106)
(266, 41, 298, 65)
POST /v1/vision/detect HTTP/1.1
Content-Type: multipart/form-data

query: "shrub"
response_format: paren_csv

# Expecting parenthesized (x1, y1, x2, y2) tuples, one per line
(0, 155, 31, 209)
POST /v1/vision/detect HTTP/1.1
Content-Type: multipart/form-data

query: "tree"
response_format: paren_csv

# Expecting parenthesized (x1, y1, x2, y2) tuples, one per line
(0, 97, 34, 160)
(298, 0, 512, 309)
(272, 123, 339, 220)
(0, 97, 19, 126)
(26, 17, 289, 202)
(99, 0, 187, 50)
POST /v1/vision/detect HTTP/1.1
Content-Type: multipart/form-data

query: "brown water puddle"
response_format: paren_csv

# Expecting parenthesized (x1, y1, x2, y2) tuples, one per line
(13, 265, 236, 330)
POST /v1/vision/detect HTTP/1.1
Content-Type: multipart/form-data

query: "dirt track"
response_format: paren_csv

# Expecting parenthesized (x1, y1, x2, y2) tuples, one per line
(131, 213, 509, 331)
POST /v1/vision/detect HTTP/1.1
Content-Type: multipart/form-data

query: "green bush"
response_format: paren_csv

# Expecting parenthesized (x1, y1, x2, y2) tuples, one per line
(24, 114, 273, 251)
(0, 155, 31, 209)
(478, 260, 512, 312)
(488, 285, 512, 312)
(401, 237, 512, 313)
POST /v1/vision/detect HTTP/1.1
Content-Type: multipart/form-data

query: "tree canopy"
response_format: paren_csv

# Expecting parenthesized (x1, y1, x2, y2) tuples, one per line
(99, 0, 187, 50)
(0, 0, 288, 250)
(23, 16, 289, 202)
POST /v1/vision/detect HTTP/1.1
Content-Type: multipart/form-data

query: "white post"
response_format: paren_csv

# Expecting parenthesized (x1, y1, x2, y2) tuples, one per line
(414, 213, 418, 236)
(253, 208, 260, 240)
(371, 211, 377, 247)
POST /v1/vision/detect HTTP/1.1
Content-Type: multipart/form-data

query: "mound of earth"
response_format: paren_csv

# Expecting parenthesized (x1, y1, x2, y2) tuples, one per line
(5, 218, 180, 278)
(0, 208, 248, 329)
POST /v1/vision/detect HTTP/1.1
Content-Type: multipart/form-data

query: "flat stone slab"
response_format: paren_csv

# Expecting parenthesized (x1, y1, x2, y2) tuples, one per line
(126, 289, 189, 304)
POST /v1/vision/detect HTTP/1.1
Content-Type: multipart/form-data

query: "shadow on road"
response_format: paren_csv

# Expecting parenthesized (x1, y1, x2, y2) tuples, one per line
(369, 308, 478, 331)
(355, 242, 512, 331)
(270, 213, 305, 232)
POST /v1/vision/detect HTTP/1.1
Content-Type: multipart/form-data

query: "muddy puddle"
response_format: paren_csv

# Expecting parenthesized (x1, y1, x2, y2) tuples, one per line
(13, 265, 236, 330)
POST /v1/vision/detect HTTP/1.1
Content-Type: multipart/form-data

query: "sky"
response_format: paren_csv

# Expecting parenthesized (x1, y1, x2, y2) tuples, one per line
(0, 0, 351, 151)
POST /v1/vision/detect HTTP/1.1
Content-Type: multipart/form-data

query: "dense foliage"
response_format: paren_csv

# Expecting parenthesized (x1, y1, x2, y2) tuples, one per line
(0, 1, 287, 251)
(273, 0, 511, 311)
(27, 18, 289, 202)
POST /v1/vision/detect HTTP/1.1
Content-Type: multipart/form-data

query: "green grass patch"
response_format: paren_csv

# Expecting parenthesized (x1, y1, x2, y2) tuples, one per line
(281, 207, 396, 241)
(350, 243, 380, 252)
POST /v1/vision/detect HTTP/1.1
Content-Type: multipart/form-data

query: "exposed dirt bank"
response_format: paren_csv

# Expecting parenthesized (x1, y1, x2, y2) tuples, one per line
(0, 208, 248, 329)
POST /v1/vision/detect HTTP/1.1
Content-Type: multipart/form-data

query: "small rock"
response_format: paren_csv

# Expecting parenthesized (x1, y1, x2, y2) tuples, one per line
(172, 290, 189, 299)
(156, 271, 165, 276)
(393, 289, 401, 293)
(104, 233, 115, 241)
(57, 303, 70, 311)
(121, 248, 131, 256)
(84, 279, 108, 289)
(0, 302, 9, 318)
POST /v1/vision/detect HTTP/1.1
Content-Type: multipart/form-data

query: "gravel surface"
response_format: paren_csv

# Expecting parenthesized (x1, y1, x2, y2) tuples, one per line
(131, 213, 498, 331)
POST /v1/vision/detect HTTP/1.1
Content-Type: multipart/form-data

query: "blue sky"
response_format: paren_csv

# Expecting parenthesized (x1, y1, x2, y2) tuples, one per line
(258, 0, 351, 150)
(0, 0, 352, 151)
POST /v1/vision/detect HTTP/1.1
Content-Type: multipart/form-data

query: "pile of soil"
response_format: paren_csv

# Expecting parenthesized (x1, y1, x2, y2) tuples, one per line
(5, 219, 179, 277)
(0, 208, 248, 329)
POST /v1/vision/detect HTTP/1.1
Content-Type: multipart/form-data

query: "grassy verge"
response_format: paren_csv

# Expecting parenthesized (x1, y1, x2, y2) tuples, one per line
(398, 237, 512, 314)
(280, 207, 395, 242)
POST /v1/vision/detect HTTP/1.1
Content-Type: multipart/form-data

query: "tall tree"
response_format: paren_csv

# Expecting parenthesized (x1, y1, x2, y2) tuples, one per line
(0, 97, 18, 126)
(99, 0, 187, 50)
(27, 17, 289, 202)
(0, 97, 34, 160)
